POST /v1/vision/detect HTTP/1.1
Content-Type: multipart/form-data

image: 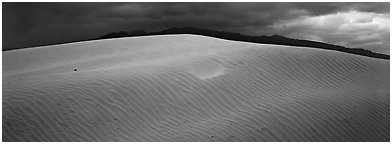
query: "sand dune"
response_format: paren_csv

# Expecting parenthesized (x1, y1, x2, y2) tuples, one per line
(2, 34, 389, 141)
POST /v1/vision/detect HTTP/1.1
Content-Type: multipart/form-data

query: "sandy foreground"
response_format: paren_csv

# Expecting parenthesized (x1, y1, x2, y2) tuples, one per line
(2, 35, 389, 141)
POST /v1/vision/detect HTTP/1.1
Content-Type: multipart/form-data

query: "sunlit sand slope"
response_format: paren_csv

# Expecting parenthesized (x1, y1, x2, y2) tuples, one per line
(3, 35, 389, 141)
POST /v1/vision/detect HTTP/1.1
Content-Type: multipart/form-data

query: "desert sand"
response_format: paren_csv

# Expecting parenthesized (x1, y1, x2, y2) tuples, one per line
(2, 34, 389, 141)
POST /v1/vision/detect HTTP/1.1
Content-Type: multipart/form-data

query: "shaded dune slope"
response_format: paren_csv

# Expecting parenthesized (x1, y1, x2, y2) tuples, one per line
(3, 35, 389, 141)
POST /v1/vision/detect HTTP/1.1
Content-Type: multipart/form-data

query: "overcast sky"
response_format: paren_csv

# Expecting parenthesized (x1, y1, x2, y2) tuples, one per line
(3, 2, 390, 54)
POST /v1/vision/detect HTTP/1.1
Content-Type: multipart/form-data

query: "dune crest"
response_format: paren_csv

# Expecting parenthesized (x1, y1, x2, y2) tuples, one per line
(3, 35, 389, 142)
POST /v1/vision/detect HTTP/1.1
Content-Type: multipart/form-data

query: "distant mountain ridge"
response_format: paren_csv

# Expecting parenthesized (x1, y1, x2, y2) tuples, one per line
(98, 27, 389, 60)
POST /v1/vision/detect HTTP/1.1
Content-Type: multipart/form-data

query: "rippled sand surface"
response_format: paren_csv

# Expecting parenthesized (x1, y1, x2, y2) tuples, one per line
(3, 35, 389, 141)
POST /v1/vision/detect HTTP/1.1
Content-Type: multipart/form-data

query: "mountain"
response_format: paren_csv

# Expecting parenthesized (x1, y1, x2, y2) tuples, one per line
(97, 27, 389, 60)
(99, 30, 147, 39)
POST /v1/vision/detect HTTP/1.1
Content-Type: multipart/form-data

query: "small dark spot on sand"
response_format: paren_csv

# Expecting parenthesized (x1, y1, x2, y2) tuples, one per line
(257, 127, 264, 132)
(73, 68, 77, 71)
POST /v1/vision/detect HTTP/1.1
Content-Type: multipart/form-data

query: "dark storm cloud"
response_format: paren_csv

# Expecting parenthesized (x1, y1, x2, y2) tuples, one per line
(3, 2, 389, 53)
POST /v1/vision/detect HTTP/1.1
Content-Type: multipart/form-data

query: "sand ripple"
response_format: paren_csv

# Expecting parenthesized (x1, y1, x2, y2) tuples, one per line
(3, 35, 389, 141)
